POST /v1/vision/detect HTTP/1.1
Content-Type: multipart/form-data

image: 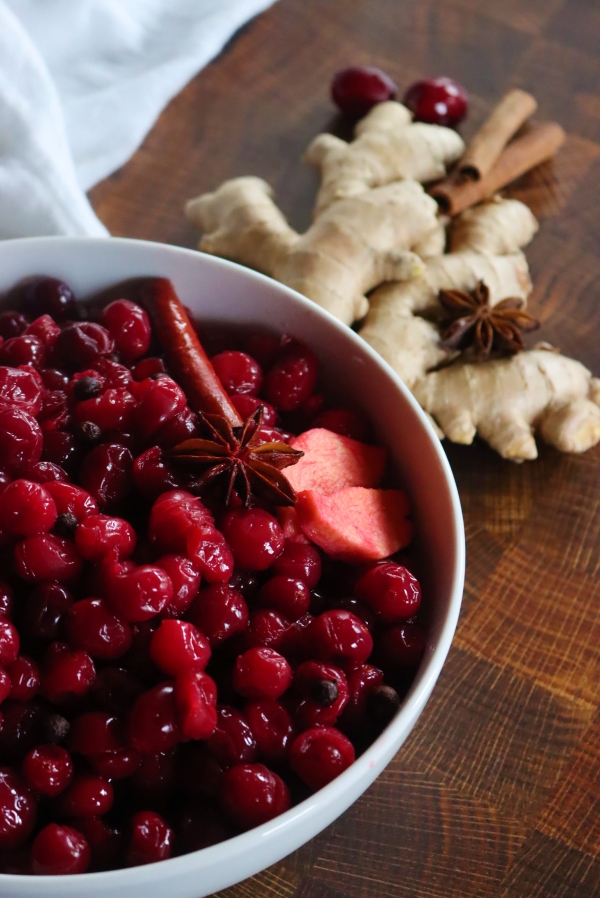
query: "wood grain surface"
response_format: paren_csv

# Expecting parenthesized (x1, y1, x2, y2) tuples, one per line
(89, 1, 600, 895)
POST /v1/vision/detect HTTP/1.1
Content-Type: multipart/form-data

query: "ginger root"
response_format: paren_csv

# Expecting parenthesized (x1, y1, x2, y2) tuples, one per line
(186, 175, 442, 325)
(304, 101, 465, 217)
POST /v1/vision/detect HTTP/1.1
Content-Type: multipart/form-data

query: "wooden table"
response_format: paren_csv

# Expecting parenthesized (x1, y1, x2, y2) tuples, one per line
(90, 1, 600, 895)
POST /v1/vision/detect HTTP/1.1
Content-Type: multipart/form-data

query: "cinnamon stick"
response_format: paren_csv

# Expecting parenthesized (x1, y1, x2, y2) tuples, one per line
(458, 89, 538, 181)
(430, 122, 566, 216)
(142, 278, 243, 427)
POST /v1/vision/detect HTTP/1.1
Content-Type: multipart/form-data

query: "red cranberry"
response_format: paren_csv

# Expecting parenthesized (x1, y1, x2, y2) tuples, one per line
(308, 610, 373, 669)
(245, 699, 293, 763)
(233, 647, 292, 700)
(74, 388, 136, 432)
(0, 479, 57, 536)
(127, 811, 173, 866)
(40, 646, 95, 703)
(242, 332, 280, 368)
(56, 322, 114, 371)
(264, 338, 318, 411)
(25, 582, 72, 642)
(278, 611, 314, 662)
(7, 656, 40, 701)
(290, 726, 355, 790)
(258, 575, 311, 621)
(45, 481, 97, 521)
(312, 408, 372, 442)
(67, 712, 124, 755)
(221, 507, 284, 571)
(101, 300, 151, 360)
(90, 666, 143, 716)
(0, 768, 36, 848)
(132, 357, 166, 380)
(0, 366, 43, 415)
(90, 748, 141, 780)
(128, 682, 181, 754)
(73, 815, 122, 871)
(403, 76, 468, 127)
(292, 660, 349, 728)
(206, 706, 257, 768)
(42, 430, 78, 471)
(0, 407, 43, 473)
(338, 664, 385, 732)
(132, 749, 176, 795)
(244, 609, 290, 650)
(211, 350, 263, 396)
(133, 445, 183, 498)
(374, 620, 426, 672)
(187, 583, 248, 646)
(0, 334, 46, 369)
(75, 514, 136, 560)
(148, 489, 211, 552)
(22, 277, 76, 322)
(0, 620, 19, 666)
(133, 377, 186, 440)
(0, 310, 29, 338)
(0, 582, 13, 619)
(174, 668, 217, 740)
(40, 367, 69, 391)
(107, 562, 173, 622)
(154, 406, 199, 449)
(230, 394, 277, 427)
(65, 598, 132, 660)
(80, 443, 133, 511)
(31, 823, 90, 875)
(0, 701, 43, 761)
(23, 460, 68, 483)
(60, 774, 113, 817)
(185, 522, 234, 583)
(22, 744, 73, 796)
(14, 533, 82, 583)
(220, 763, 290, 830)
(150, 620, 210, 676)
(25, 314, 61, 348)
(272, 541, 322, 588)
(157, 554, 201, 618)
(0, 667, 10, 703)
(355, 562, 421, 622)
(96, 356, 133, 391)
(331, 65, 397, 117)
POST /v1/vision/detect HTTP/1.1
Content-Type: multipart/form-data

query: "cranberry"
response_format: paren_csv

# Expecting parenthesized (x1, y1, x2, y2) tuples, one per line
(331, 65, 397, 117)
(0, 701, 43, 761)
(132, 750, 176, 795)
(245, 699, 293, 763)
(0, 366, 43, 415)
(23, 460, 68, 484)
(101, 300, 151, 360)
(133, 377, 186, 440)
(292, 660, 349, 728)
(308, 610, 373, 669)
(157, 554, 201, 618)
(67, 712, 124, 755)
(0, 768, 36, 848)
(211, 350, 263, 396)
(90, 667, 143, 716)
(14, 533, 82, 583)
(0, 407, 43, 473)
(220, 763, 290, 830)
(107, 562, 173, 622)
(185, 522, 234, 583)
(338, 664, 385, 732)
(129, 683, 181, 754)
(127, 811, 173, 866)
(22, 745, 73, 796)
(187, 583, 248, 646)
(278, 611, 314, 662)
(80, 443, 133, 510)
(233, 647, 292, 700)
(290, 726, 354, 790)
(60, 774, 113, 817)
(7, 656, 40, 701)
(242, 332, 280, 368)
(90, 749, 140, 780)
(403, 76, 468, 127)
(258, 575, 310, 621)
(22, 277, 76, 322)
(230, 394, 277, 427)
(264, 339, 318, 411)
(132, 357, 166, 381)
(74, 815, 122, 871)
(313, 408, 372, 442)
(41, 368, 69, 391)
(40, 646, 95, 703)
(0, 334, 46, 369)
(0, 582, 13, 619)
(0, 310, 28, 338)
(0, 620, 20, 666)
(272, 541, 322, 588)
(207, 706, 257, 768)
(75, 514, 136, 560)
(355, 562, 421, 622)
(0, 667, 10, 703)
(133, 446, 183, 498)
(154, 406, 199, 449)
(74, 388, 136, 432)
(221, 507, 284, 571)
(0, 479, 57, 535)
(148, 489, 211, 552)
(25, 583, 72, 642)
(56, 322, 115, 371)
(150, 620, 210, 676)
(42, 430, 78, 471)
(65, 598, 132, 660)
(30, 823, 90, 875)
(374, 620, 426, 672)
(25, 314, 61, 348)
(45, 481, 98, 521)
(174, 668, 217, 740)
(244, 609, 289, 650)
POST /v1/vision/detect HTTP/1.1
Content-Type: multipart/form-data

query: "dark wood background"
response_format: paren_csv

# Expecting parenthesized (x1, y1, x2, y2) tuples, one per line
(89, 1, 600, 895)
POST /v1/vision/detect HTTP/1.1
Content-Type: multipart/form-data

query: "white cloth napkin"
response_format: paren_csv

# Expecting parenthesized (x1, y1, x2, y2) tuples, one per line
(0, 0, 277, 239)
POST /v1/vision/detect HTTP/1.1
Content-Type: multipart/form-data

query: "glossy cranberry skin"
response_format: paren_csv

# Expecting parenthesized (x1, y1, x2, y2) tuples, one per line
(157, 554, 201, 619)
(56, 322, 115, 371)
(0, 334, 46, 369)
(133, 377, 186, 440)
(0, 701, 42, 761)
(211, 350, 263, 396)
(90, 748, 141, 780)
(245, 699, 293, 764)
(220, 763, 290, 830)
(0, 366, 43, 415)
(127, 811, 173, 866)
(25, 582, 72, 642)
(154, 405, 199, 449)
(272, 541, 322, 588)
(221, 507, 284, 572)
(186, 522, 235, 583)
(132, 446, 182, 498)
(79, 443, 133, 511)
(258, 575, 311, 621)
(150, 620, 210, 676)
(290, 726, 354, 790)
(73, 815, 122, 871)
(22, 745, 73, 796)
(42, 430, 78, 471)
(75, 514, 136, 561)
(230, 394, 277, 427)
(206, 706, 257, 768)
(131, 357, 166, 381)
(188, 583, 248, 647)
(7, 656, 40, 701)
(0, 479, 57, 536)
(14, 533, 82, 583)
(403, 76, 468, 127)
(264, 339, 318, 411)
(60, 774, 113, 817)
(292, 660, 349, 728)
(0, 667, 10, 703)
(375, 620, 427, 672)
(0, 620, 20, 666)
(338, 663, 384, 732)
(308, 610, 373, 669)
(148, 489, 211, 552)
(67, 712, 124, 756)
(244, 609, 290, 651)
(0, 407, 43, 473)
(23, 277, 76, 322)
(91, 666, 143, 717)
(65, 598, 132, 660)
(174, 668, 218, 740)
(101, 300, 151, 360)
(0, 310, 28, 338)
(132, 749, 176, 795)
(30, 823, 90, 875)
(40, 646, 96, 703)
(0, 768, 36, 848)
(129, 683, 181, 754)
(331, 65, 397, 117)
(108, 563, 173, 622)
(74, 388, 136, 432)
(355, 562, 421, 622)
(233, 647, 292, 700)
(25, 314, 61, 348)
(312, 408, 372, 442)
(0, 582, 13, 619)
(45, 482, 97, 521)
(23, 460, 68, 484)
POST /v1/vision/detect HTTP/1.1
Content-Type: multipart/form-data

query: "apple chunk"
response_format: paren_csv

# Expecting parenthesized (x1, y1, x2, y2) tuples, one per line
(285, 428, 387, 495)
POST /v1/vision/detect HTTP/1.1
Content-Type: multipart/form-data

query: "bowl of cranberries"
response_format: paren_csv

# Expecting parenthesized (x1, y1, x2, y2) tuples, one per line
(0, 237, 464, 897)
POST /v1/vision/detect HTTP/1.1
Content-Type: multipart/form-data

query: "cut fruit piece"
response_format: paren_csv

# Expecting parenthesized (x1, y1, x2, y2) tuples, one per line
(296, 488, 412, 563)
(276, 507, 310, 544)
(286, 428, 386, 496)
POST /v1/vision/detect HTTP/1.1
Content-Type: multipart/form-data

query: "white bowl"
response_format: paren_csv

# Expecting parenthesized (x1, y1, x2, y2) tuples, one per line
(0, 237, 464, 898)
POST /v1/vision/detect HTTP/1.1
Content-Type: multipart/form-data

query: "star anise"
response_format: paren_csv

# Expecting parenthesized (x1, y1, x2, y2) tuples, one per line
(167, 405, 303, 507)
(439, 280, 540, 357)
